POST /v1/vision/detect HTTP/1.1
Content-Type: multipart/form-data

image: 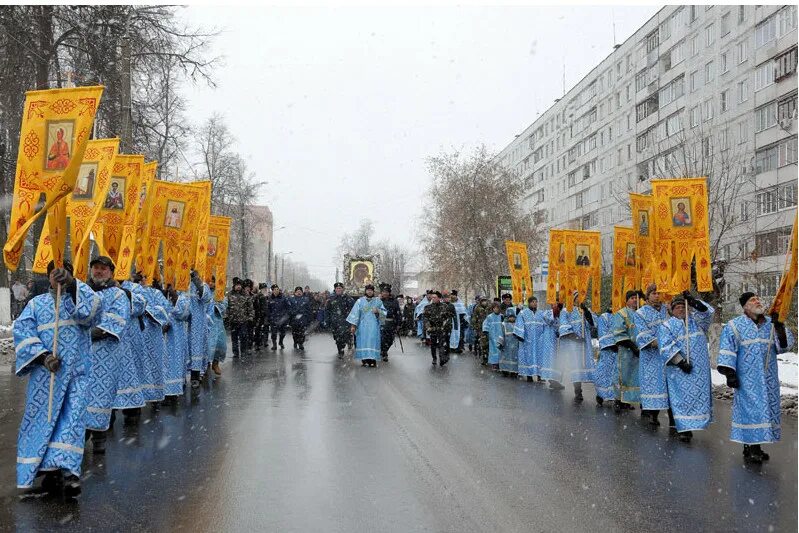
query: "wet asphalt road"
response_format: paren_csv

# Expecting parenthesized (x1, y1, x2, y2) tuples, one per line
(0, 331, 796, 532)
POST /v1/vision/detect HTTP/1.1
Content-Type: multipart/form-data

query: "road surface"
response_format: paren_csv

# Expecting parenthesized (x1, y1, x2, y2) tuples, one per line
(0, 332, 795, 532)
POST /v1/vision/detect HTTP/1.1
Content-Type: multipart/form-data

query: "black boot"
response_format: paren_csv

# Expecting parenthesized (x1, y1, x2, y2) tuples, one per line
(91, 430, 107, 454)
(41, 470, 63, 494)
(649, 411, 661, 427)
(526, 376, 534, 382)
(573, 384, 583, 403)
(678, 430, 693, 443)
(614, 400, 623, 413)
(337, 349, 344, 358)
(667, 408, 676, 428)
(743, 445, 763, 464)
(271, 342, 277, 351)
(63, 473, 81, 499)
(549, 380, 565, 391)
(595, 395, 604, 406)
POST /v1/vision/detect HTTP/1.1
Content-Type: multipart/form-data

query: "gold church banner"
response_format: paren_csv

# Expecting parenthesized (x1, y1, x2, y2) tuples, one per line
(205, 216, 232, 301)
(547, 229, 601, 312)
(132, 161, 158, 276)
(651, 178, 712, 294)
(504, 240, 531, 304)
(770, 212, 798, 322)
(142, 180, 208, 291)
(187, 180, 212, 275)
(611, 226, 637, 312)
(630, 192, 656, 289)
(547, 229, 568, 305)
(32, 138, 119, 279)
(4, 86, 104, 270)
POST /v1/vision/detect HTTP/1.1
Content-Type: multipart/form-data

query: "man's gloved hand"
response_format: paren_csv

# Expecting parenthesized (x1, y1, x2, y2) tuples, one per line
(726, 372, 740, 388)
(43, 352, 60, 373)
(90, 327, 108, 342)
(190, 271, 203, 292)
(770, 312, 788, 346)
(162, 323, 171, 334)
(677, 359, 693, 374)
(683, 290, 708, 311)
(513, 333, 524, 342)
(51, 268, 73, 286)
(553, 305, 561, 319)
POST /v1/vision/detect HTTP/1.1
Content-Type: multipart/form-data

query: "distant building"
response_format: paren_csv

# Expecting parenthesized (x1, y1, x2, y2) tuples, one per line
(247, 205, 274, 282)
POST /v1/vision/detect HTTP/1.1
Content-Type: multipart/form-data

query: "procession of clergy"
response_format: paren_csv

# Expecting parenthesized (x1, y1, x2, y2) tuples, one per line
(11, 256, 795, 499)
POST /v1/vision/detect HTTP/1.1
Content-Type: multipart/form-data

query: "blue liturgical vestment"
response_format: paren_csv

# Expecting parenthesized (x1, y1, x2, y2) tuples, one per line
(347, 296, 386, 361)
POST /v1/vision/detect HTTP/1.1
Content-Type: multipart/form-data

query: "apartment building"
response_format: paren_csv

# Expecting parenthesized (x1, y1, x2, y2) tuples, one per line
(499, 5, 798, 311)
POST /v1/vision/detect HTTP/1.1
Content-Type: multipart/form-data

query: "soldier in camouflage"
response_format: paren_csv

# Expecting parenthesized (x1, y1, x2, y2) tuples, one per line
(423, 291, 454, 366)
(227, 280, 255, 358)
(470, 296, 491, 364)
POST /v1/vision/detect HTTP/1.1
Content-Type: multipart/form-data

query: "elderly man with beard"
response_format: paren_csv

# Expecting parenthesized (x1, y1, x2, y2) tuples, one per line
(633, 283, 671, 427)
(326, 282, 355, 358)
(83, 256, 130, 454)
(717, 292, 795, 463)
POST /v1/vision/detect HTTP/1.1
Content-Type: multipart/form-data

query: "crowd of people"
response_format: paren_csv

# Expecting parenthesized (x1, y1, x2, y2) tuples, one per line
(11, 260, 794, 500)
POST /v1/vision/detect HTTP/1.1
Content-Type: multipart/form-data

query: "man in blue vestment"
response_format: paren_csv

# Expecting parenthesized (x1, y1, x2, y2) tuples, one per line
(347, 284, 387, 367)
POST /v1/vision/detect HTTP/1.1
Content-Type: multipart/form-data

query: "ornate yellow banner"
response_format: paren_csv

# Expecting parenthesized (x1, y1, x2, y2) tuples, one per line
(4, 86, 104, 270)
(132, 161, 158, 276)
(651, 178, 712, 294)
(187, 181, 212, 275)
(206, 215, 232, 300)
(561, 229, 601, 312)
(504, 240, 531, 304)
(770, 212, 797, 322)
(630, 192, 656, 289)
(32, 138, 119, 279)
(611, 226, 637, 312)
(142, 180, 209, 291)
(547, 229, 567, 305)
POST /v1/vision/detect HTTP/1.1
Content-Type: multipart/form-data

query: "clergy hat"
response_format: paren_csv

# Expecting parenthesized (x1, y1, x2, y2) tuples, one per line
(625, 290, 638, 301)
(739, 291, 756, 308)
(426, 289, 433, 294)
(364, 284, 375, 290)
(501, 293, 512, 299)
(294, 286, 303, 292)
(433, 291, 442, 297)
(271, 284, 279, 289)
(528, 296, 538, 303)
(670, 295, 686, 309)
(334, 282, 344, 288)
(90, 255, 115, 272)
(47, 260, 74, 276)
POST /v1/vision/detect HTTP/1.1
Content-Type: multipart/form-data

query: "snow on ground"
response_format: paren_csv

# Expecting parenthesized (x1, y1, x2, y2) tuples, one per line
(711, 352, 797, 397)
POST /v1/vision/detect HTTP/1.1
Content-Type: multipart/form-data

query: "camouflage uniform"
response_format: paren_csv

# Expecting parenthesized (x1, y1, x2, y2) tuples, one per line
(470, 303, 491, 363)
(423, 302, 454, 365)
(227, 290, 254, 357)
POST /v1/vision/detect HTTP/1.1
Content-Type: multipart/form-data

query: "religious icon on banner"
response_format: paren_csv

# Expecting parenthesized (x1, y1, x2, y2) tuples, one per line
(164, 200, 185, 229)
(350, 261, 373, 285)
(207, 236, 218, 257)
(638, 210, 650, 236)
(558, 243, 566, 264)
(575, 244, 591, 266)
(45, 121, 74, 171)
(670, 197, 693, 227)
(625, 243, 637, 267)
(512, 252, 522, 270)
(72, 163, 97, 200)
(138, 184, 147, 210)
(104, 178, 125, 210)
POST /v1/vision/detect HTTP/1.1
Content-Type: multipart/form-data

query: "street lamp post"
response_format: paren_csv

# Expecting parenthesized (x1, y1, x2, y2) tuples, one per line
(267, 226, 286, 284)
(279, 251, 293, 288)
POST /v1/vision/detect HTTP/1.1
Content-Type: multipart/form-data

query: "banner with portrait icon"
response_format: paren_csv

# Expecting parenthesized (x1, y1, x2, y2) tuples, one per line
(546, 229, 570, 306)
(561, 230, 601, 312)
(132, 161, 158, 276)
(142, 180, 210, 291)
(205, 215, 231, 301)
(651, 178, 712, 294)
(4, 86, 104, 271)
(611, 226, 638, 312)
(504, 240, 531, 304)
(769, 212, 797, 322)
(91, 154, 144, 274)
(188, 180, 212, 275)
(32, 138, 119, 279)
(629, 192, 656, 289)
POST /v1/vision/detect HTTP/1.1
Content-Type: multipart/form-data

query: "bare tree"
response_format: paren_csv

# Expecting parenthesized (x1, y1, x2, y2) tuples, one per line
(420, 146, 547, 297)
(335, 219, 375, 260)
(375, 241, 409, 293)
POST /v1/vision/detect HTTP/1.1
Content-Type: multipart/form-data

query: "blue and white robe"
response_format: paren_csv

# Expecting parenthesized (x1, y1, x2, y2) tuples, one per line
(164, 293, 191, 396)
(188, 282, 213, 372)
(85, 286, 129, 431)
(594, 312, 618, 401)
(14, 281, 100, 488)
(718, 315, 795, 444)
(141, 287, 169, 402)
(464, 303, 476, 345)
(347, 296, 386, 361)
(611, 307, 641, 405)
(658, 303, 714, 433)
(560, 307, 596, 383)
(449, 301, 467, 349)
(482, 313, 504, 365)
(415, 297, 431, 338)
(514, 308, 550, 378)
(499, 320, 519, 373)
(113, 286, 147, 410)
(208, 298, 228, 364)
(633, 304, 670, 410)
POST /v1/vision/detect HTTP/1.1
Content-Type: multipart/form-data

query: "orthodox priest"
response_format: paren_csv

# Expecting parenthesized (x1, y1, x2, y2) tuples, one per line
(347, 284, 386, 367)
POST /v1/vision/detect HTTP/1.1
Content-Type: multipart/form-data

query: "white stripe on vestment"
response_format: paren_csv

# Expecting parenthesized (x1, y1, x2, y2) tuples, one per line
(732, 422, 778, 429)
(141, 384, 165, 390)
(17, 456, 42, 464)
(86, 407, 112, 414)
(640, 393, 668, 399)
(15, 337, 40, 352)
(48, 441, 84, 454)
(741, 338, 772, 346)
(104, 312, 126, 325)
(719, 349, 737, 357)
(116, 386, 143, 395)
(37, 320, 76, 331)
(674, 414, 711, 420)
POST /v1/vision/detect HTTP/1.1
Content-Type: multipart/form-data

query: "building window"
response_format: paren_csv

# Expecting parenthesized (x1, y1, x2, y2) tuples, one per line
(690, 5, 697, 23)
(721, 51, 729, 73)
(778, 93, 798, 121)
(691, 34, 700, 57)
(636, 94, 659, 122)
(755, 61, 775, 91)
(774, 47, 798, 82)
(705, 24, 714, 47)
(702, 136, 712, 157)
(777, 5, 798, 39)
(737, 79, 749, 103)
(575, 192, 583, 209)
(738, 5, 745, 24)
(778, 136, 798, 166)
(738, 120, 748, 144)
(755, 145, 778, 173)
(635, 69, 647, 92)
(646, 29, 660, 53)
(704, 99, 714, 121)
(719, 128, 729, 150)
(737, 39, 748, 65)
(690, 70, 699, 92)
(659, 75, 685, 107)
(720, 90, 729, 112)
(705, 61, 714, 83)
(755, 227, 793, 257)
(758, 272, 782, 298)
(690, 106, 701, 127)
(666, 113, 682, 136)
(779, 181, 798, 209)
(755, 102, 777, 132)
(721, 12, 730, 37)
(756, 14, 777, 48)
(740, 201, 749, 221)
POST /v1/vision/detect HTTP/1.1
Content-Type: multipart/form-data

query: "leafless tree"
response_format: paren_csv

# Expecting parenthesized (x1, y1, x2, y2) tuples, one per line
(419, 146, 547, 297)
(376, 241, 409, 293)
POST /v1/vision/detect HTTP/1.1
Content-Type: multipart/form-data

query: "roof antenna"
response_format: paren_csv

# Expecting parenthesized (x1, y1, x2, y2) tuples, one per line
(611, 7, 617, 47)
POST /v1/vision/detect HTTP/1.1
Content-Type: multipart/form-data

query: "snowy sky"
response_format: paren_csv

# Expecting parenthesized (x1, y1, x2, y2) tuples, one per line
(181, 4, 660, 284)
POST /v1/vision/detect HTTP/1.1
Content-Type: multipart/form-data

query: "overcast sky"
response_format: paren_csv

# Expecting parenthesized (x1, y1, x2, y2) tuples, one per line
(181, 5, 660, 284)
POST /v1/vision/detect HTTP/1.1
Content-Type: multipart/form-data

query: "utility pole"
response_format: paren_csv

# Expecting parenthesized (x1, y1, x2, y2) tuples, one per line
(281, 255, 286, 288)
(119, 8, 133, 152)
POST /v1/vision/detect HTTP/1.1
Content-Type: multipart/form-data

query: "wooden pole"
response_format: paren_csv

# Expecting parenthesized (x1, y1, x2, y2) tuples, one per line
(48, 283, 62, 423)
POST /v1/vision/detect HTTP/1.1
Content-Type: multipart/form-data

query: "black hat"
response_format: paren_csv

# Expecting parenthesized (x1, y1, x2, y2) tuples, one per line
(433, 291, 442, 298)
(528, 296, 537, 303)
(451, 289, 458, 296)
(334, 282, 344, 288)
(637, 290, 646, 300)
(259, 282, 268, 289)
(365, 284, 375, 291)
(380, 284, 392, 293)
(90, 255, 115, 272)
(233, 277, 241, 283)
(739, 291, 756, 308)
(426, 289, 433, 294)
(47, 260, 74, 276)
(397, 294, 404, 299)
(501, 293, 511, 299)
(244, 279, 254, 288)
(671, 295, 686, 309)
(233, 279, 243, 286)
(294, 286, 303, 292)
(625, 290, 638, 301)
